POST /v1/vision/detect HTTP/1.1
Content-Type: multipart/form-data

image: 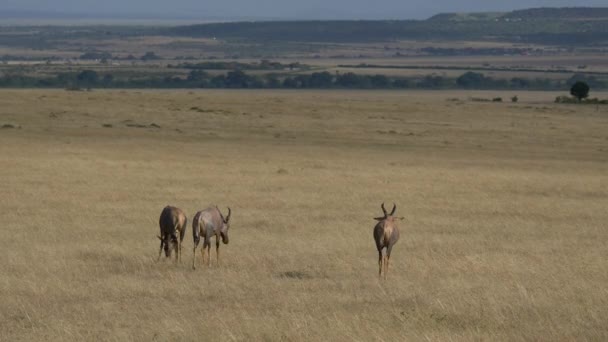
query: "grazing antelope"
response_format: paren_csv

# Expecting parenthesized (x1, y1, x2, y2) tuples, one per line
(373, 203, 403, 279)
(192, 206, 231, 269)
(158, 205, 187, 262)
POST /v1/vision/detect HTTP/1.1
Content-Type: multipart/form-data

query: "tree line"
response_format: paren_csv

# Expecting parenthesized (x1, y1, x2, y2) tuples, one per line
(0, 69, 604, 91)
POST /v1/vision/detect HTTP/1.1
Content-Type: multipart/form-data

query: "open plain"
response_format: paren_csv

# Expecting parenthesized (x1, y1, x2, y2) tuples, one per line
(1, 89, 607, 341)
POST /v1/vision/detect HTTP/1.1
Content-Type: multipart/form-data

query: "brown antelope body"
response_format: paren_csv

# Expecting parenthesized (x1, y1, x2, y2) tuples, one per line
(158, 205, 187, 262)
(192, 206, 231, 269)
(373, 203, 402, 279)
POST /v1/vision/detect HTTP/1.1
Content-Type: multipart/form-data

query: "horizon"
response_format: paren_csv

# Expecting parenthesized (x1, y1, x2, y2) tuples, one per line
(2, 2, 608, 22)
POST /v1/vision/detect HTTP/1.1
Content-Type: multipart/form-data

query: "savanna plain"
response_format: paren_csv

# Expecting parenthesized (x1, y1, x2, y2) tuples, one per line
(1, 89, 607, 341)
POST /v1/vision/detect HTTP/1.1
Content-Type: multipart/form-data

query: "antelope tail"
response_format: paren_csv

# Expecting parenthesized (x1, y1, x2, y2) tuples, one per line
(192, 215, 200, 244)
(180, 217, 188, 242)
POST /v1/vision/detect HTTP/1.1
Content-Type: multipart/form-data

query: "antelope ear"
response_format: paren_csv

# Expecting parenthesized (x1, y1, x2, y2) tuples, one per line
(373, 217, 385, 221)
(396, 217, 405, 221)
(157, 235, 162, 240)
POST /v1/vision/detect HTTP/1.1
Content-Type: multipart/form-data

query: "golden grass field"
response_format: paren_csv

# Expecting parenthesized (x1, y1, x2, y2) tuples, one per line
(1, 89, 607, 341)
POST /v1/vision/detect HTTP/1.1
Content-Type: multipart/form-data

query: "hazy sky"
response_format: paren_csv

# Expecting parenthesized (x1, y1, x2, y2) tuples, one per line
(3, 0, 607, 19)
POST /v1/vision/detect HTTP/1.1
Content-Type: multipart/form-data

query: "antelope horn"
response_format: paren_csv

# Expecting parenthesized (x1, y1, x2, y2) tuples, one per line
(390, 203, 396, 216)
(226, 207, 231, 222)
(381, 202, 387, 216)
(216, 205, 224, 220)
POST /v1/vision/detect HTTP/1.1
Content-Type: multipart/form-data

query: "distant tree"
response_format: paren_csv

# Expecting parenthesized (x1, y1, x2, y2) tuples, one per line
(510, 78, 530, 89)
(80, 51, 112, 60)
(418, 75, 446, 89)
(102, 74, 114, 86)
(225, 70, 250, 88)
(210, 74, 227, 88)
(392, 79, 411, 88)
(511, 95, 519, 103)
(141, 51, 160, 61)
(567, 74, 599, 88)
(456, 72, 486, 88)
(187, 70, 209, 82)
(282, 77, 297, 88)
(56, 73, 74, 85)
(309, 72, 333, 88)
(288, 75, 308, 88)
(336, 72, 362, 87)
(76, 70, 99, 85)
(265, 76, 281, 88)
(370, 74, 390, 88)
(570, 81, 590, 102)
(248, 75, 264, 88)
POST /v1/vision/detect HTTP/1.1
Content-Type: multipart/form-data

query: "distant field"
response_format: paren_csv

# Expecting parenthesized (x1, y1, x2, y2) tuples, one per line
(304, 55, 608, 69)
(1, 89, 607, 340)
(313, 67, 583, 80)
(2, 20, 608, 90)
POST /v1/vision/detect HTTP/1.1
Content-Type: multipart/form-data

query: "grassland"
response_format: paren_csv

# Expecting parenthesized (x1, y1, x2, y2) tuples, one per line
(1, 89, 608, 341)
(3, 20, 608, 91)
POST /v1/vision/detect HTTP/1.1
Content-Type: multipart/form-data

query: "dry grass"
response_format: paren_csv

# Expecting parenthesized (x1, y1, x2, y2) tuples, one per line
(1, 89, 608, 341)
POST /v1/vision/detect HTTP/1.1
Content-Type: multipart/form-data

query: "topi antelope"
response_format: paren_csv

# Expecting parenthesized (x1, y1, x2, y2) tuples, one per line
(157, 205, 187, 262)
(192, 206, 232, 269)
(373, 203, 403, 279)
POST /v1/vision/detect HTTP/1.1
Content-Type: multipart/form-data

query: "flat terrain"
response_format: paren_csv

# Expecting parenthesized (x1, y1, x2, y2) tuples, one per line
(1, 89, 608, 341)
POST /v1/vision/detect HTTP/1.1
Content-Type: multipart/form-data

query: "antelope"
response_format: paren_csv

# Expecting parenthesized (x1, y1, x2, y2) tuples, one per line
(373, 203, 403, 279)
(157, 205, 187, 262)
(192, 206, 231, 269)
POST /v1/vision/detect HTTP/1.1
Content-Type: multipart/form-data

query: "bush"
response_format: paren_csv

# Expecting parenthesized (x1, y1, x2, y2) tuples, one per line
(65, 85, 84, 91)
(555, 95, 576, 103)
(511, 95, 518, 103)
(470, 97, 491, 102)
(553, 95, 607, 104)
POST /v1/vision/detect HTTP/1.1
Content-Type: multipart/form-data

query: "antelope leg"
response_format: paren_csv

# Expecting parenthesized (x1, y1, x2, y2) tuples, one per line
(157, 239, 164, 261)
(179, 238, 182, 263)
(216, 237, 220, 266)
(192, 247, 197, 270)
(385, 256, 389, 280)
(378, 251, 383, 278)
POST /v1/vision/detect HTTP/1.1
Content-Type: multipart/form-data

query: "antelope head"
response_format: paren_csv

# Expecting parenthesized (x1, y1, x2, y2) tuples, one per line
(157, 234, 178, 257)
(374, 203, 404, 222)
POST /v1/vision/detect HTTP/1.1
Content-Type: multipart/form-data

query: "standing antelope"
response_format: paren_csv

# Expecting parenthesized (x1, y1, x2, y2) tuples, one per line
(192, 206, 231, 269)
(373, 203, 403, 279)
(158, 205, 187, 262)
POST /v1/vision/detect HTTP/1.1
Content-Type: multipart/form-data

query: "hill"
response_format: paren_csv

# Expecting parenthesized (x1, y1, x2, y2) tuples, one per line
(167, 7, 608, 45)
(503, 7, 608, 20)
(427, 12, 504, 22)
